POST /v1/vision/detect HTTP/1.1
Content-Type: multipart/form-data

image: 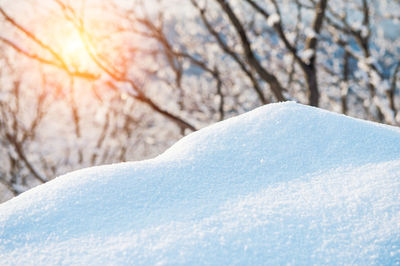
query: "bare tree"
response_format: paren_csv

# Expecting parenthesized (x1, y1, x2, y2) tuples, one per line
(130, 0, 398, 121)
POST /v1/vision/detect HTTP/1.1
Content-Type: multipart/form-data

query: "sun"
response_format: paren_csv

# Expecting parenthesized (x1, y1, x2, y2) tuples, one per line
(59, 30, 92, 71)
(42, 12, 127, 77)
(64, 36, 83, 59)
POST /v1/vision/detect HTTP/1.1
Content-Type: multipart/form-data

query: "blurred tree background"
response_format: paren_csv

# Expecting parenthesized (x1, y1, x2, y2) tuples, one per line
(0, 0, 399, 201)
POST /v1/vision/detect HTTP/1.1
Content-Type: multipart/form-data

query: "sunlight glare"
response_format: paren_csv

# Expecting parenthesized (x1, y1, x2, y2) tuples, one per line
(60, 30, 92, 71)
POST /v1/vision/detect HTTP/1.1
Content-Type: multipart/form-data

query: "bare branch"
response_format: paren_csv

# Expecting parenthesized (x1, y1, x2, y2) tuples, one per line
(214, 0, 286, 102)
(191, 0, 266, 104)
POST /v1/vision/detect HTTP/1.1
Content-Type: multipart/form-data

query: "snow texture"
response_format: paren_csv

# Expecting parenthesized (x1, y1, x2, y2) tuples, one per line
(1, 102, 400, 265)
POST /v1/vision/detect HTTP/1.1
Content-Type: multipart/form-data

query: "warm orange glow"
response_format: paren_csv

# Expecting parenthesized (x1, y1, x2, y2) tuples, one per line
(38, 10, 127, 79)
(59, 30, 92, 71)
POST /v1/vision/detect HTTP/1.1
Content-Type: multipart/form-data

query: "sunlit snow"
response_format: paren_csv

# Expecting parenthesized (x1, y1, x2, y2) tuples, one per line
(0, 102, 399, 265)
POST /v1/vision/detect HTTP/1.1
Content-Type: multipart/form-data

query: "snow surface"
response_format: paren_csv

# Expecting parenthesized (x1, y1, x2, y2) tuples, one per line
(1, 102, 400, 265)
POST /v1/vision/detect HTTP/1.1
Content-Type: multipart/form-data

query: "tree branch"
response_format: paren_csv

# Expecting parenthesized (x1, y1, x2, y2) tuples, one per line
(214, 0, 286, 102)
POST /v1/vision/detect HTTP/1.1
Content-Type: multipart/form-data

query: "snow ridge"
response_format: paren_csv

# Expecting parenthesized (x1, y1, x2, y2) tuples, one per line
(0, 102, 399, 265)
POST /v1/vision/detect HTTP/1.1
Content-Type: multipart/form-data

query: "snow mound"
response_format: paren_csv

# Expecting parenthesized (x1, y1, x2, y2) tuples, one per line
(1, 102, 400, 265)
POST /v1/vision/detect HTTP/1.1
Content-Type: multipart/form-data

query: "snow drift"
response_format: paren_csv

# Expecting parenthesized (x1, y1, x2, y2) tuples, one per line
(0, 102, 400, 265)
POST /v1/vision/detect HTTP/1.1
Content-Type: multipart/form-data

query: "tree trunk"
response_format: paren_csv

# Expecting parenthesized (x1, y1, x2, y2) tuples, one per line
(305, 67, 319, 107)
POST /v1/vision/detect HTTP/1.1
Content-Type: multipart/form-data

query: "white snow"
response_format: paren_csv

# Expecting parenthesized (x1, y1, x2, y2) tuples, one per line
(299, 48, 315, 63)
(0, 102, 400, 265)
(267, 13, 280, 27)
(304, 27, 317, 39)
